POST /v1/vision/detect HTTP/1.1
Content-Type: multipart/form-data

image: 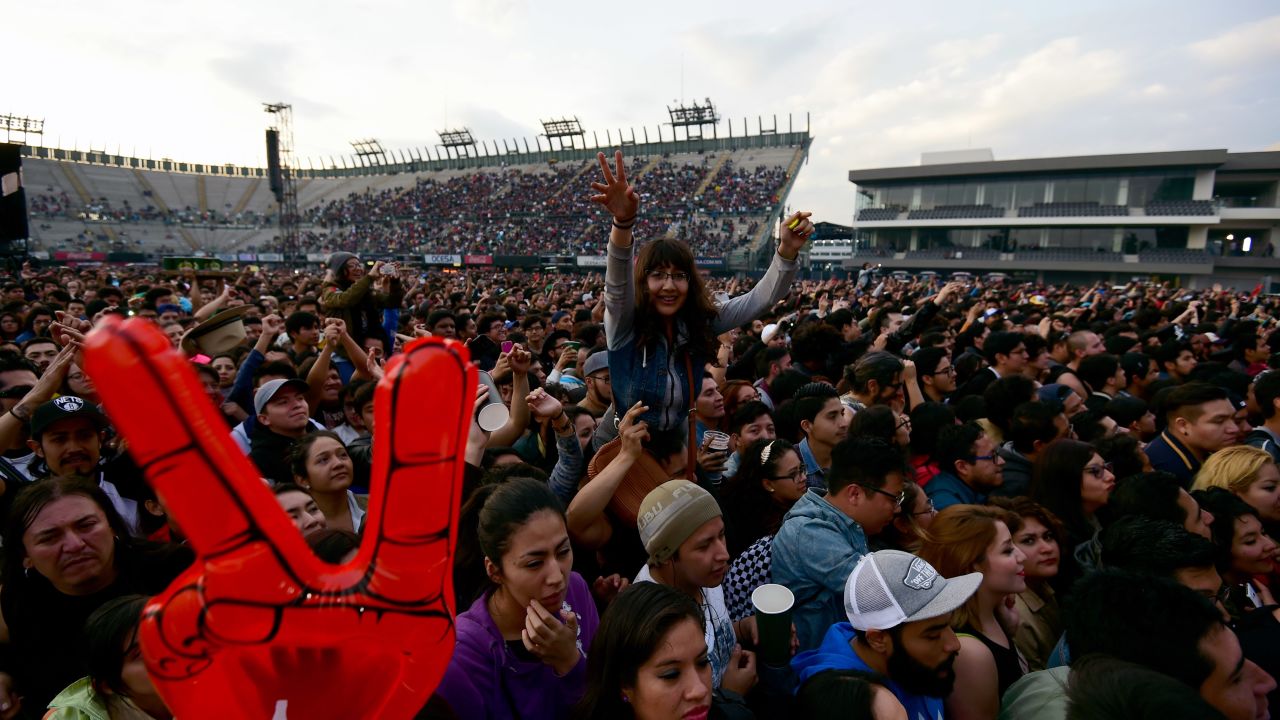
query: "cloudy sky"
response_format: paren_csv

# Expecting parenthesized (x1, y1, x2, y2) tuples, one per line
(6, 1, 1278, 222)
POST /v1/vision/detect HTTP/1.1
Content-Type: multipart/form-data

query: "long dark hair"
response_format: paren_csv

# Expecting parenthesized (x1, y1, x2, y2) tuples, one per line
(1030, 439, 1100, 540)
(85, 594, 149, 697)
(720, 438, 798, 557)
(574, 582, 705, 720)
(453, 478, 567, 608)
(632, 238, 719, 360)
(2, 475, 132, 589)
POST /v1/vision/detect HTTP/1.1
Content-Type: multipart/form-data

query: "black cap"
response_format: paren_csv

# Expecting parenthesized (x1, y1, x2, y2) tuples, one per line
(30, 396, 108, 438)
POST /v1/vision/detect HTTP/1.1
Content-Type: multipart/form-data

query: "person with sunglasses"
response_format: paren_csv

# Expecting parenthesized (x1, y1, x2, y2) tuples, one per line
(772, 437, 909, 651)
(925, 422, 1005, 512)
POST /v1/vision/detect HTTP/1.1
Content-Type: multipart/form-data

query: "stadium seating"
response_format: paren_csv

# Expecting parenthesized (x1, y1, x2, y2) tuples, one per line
(1017, 202, 1128, 217)
(906, 205, 1005, 220)
(24, 145, 800, 257)
(1144, 200, 1216, 216)
(1138, 249, 1212, 263)
(856, 208, 902, 221)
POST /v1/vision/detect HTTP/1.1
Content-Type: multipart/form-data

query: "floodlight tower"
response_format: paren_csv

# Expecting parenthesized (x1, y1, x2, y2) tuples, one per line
(0, 115, 44, 145)
(350, 138, 388, 167)
(437, 128, 478, 159)
(666, 99, 719, 141)
(263, 102, 299, 250)
(540, 117, 586, 151)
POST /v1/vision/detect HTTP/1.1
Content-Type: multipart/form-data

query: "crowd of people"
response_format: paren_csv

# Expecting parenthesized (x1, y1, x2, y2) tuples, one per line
(29, 191, 273, 228)
(26, 149, 796, 260)
(0, 150, 1277, 718)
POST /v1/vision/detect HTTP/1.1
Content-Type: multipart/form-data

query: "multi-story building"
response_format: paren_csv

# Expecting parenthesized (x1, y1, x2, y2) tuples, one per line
(840, 148, 1280, 288)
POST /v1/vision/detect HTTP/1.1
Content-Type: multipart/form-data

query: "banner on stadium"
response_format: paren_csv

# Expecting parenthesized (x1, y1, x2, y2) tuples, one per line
(257, 253, 283, 262)
(28, 251, 49, 260)
(464, 255, 493, 266)
(108, 252, 148, 263)
(237, 253, 257, 262)
(576, 256, 607, 267)
(696, 256, 727, 269)
(216, 253, 238, 262)
(494, 255, 539, 268)
(543, 255, 576, 266)
(423, 254, 462, 266)
(306, 253, 328, 263)
(54, 251, 107, 261)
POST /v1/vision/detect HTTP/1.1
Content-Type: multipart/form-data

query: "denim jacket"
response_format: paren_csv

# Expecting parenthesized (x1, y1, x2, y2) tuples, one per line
(771, 489, 870, 651)
(604, 240, 798, 432)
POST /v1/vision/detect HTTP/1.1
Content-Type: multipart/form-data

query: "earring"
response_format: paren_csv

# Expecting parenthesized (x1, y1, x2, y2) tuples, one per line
(765, 485, 775, 493)
(621, 694, 630, 704)
(23, 567, 29, 579)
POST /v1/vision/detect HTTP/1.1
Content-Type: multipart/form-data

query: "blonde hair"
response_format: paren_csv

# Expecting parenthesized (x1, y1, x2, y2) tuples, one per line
(1192, 445, 1275, 494)
(917, 504, 1018, 630)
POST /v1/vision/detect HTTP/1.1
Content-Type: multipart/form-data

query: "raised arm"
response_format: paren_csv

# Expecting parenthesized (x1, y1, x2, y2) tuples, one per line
(713, 212, 811, 332)
(592, 151, 641, 350)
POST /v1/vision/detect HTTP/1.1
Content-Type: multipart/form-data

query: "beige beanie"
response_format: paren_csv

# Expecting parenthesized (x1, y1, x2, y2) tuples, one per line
(637, 479, 722, 565)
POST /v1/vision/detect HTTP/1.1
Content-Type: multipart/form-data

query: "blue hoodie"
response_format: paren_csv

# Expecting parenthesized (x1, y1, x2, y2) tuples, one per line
(792, 623, 944, 720)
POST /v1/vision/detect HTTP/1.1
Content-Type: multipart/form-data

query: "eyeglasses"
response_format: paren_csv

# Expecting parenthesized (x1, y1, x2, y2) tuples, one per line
(1198, 584, 1232, 605)
(931, 366, 956, 376)
(1083, 462, 1114, 478)
(902, 497, 936, 518)
(769, 467, 808, 483)
(647, 270, 690, 285)
(967, 455, 998, 463)
(856, 483, 906, 507)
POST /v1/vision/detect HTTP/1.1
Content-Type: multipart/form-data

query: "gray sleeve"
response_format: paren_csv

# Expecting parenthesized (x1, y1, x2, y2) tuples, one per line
(547, 430, 585, 506)
(713, 251, 799, 332)
(604, 240, 636, 350)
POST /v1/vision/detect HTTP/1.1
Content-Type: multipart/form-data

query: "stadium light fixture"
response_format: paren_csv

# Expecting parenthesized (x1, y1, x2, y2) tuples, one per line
(540, 117, 586, 150)
(350, 139, 388, 167)
(666, 99, 719, 140)
(1226, 234, 1235, 240)
(0, 114, 45, 145)
(1244, 237, 1253, 252)
(437, 128, 478, 159)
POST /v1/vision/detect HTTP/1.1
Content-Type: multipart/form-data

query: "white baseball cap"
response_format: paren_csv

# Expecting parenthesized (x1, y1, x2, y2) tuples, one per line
(844, 550, 982, 631)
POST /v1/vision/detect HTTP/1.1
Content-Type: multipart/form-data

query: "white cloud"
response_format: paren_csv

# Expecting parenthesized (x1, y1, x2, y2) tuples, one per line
(1190, 15, 1280, 66)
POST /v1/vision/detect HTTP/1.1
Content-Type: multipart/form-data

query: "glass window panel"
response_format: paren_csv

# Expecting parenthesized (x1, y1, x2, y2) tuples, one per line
(1086, 176, 1119, 205)
(1015, 179, 1046, 207)
(986, 182, 1014, 209)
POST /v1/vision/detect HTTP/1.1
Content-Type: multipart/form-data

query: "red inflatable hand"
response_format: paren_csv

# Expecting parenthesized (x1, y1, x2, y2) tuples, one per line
(83, 317, 472, 719)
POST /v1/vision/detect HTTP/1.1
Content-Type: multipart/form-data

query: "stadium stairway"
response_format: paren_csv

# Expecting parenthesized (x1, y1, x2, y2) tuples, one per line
(546, 161, 594, 203)
(132, 170, 197, 250)
(59, 164, 93, 205)
(196, 175, 208, 215)
(232, 178, 262, 215)
(693, 154, 731, 200)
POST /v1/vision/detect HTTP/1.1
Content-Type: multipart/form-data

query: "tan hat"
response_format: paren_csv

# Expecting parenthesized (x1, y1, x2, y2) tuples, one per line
(181, 305, 251, 356)
(637, 479, 722, 565)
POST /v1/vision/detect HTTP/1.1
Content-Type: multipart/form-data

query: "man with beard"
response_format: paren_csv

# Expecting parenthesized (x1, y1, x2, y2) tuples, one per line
(792, 549, 980, 719)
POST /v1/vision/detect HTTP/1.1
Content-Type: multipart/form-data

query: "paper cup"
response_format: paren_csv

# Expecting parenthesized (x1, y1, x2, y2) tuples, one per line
(476, 371, 511, 432)
(751, 583, 794, 667)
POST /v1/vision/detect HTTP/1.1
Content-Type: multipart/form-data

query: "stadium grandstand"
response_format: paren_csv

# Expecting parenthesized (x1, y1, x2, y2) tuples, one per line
(15, 112, 810, 273)
(830, 148, 1280, 288)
